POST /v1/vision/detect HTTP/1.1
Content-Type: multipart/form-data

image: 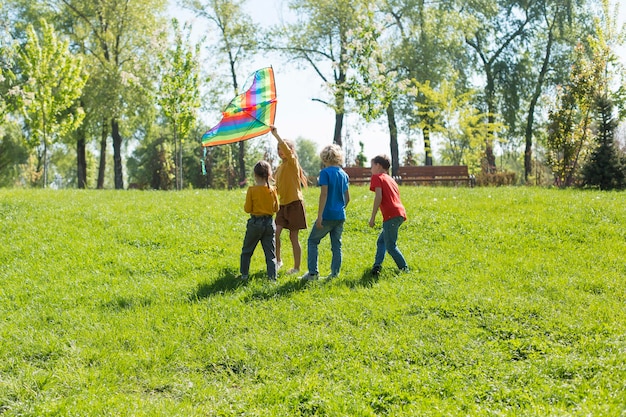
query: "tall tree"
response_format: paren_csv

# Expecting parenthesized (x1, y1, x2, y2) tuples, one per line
(463, 0, 534, 173)
(270, 0, 372, 147)
(59, 0, 166, 189)
(545, 44, 599, 187)
(379, 0, 470, 171)
(16, 19, 87, 187)
(157, 18, 201, 190)
(518, 0, 596, 183)
(183, 0, 257, 187)
(343, 2, 410, 174)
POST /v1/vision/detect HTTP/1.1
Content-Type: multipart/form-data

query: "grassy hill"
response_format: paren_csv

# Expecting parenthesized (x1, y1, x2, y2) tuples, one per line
(0, 187, 625, 416)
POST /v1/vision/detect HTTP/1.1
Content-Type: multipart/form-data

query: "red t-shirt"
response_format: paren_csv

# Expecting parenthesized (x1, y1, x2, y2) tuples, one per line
(370, 173, 407, 221)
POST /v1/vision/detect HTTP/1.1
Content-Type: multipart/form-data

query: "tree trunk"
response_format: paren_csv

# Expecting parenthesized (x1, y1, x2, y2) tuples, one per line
(485, 71, 497, 173)
(386, 104, 399, 176)
(111, 118, 124, 190)
(97, 121, 108, 189)
(525, 24, 554, 182)
(423, 125, 433, 166)
(77, 133, 87, 189)
(333, 112, 344, 147)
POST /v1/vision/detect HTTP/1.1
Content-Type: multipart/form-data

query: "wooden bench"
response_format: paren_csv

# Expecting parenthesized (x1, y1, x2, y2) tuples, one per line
(343, 165, 474, 187)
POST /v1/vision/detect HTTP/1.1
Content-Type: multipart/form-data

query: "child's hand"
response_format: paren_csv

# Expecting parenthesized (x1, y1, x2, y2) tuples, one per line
(368, 218, 375, 227)
(270, 125, 278, 138)
(316, 217, 323, 229)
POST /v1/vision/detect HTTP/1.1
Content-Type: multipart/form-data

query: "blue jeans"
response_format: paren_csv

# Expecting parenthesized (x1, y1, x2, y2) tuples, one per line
(374, 216, 408, 269)
(240, 216, 276, 278)
(307, 219, 344, 276)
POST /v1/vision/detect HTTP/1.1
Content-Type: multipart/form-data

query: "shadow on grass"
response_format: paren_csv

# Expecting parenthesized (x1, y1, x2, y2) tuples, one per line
(190, 267, 387, 302)
(343, 268, 381, 288)
(189, 267, 240, 301)
(244, 278, 309, 301)
(189, 268, 310, 301)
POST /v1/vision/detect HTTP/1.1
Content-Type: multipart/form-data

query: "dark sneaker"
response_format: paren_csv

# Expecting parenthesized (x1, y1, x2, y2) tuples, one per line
(238, 274, 249, 282)
(371, 265, 381, 276)
(400, 267, 410, 273)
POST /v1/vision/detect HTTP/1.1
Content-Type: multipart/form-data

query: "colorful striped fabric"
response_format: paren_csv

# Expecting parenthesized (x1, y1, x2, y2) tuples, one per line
(201, 67, 277, 147)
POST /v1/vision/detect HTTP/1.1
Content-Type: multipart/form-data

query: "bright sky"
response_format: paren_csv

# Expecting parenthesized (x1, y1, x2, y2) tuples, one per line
(170, 0, 626, 163)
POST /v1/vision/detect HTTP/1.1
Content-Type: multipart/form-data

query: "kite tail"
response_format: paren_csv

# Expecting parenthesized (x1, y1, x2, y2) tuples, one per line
(202, 147, 207, 176)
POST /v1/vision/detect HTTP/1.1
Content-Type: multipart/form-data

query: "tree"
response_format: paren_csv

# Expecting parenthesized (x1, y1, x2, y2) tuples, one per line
(521, 0, 585, 182)
(545, 44, 598, 187)
(295, 137, 320, 179)
(59, 0, 167, 189)
(378, 0, 470, 172)
(463, 0, 534, 173)
(183, 0, 257, 188)
(580, 0, 626, 189)
(16, 19, 86, 187)
(270, 0, 372, 147)
(582, 95, 624, 189)
(412, 79, 502, 171)
(157, 18, 201, 190)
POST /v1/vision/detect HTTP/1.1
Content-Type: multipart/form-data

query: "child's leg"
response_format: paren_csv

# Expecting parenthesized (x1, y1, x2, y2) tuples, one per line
(275, 224, 284, 264)
(374, 229, 386, 267)
(329, 221, 344, 276)
(241, 219, 262, 275)
(382, 217, 408, 269)
(260, 221, 277, 279)
(289, 229, 301, 270)
(306, 224, 331, 275)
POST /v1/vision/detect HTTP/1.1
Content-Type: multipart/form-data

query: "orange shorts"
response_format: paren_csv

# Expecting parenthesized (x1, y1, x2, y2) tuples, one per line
(276, 200, 308, 230)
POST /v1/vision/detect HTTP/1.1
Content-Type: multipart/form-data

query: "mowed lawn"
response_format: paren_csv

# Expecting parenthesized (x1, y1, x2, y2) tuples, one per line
(0, 186, 625, 416)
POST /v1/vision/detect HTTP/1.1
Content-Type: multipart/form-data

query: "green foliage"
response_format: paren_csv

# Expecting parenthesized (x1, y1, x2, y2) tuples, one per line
(16, 18, 87, 186)
(295, 137, 321, 177)
(0, 120, 29, 187)
(157, 18, 201, 190)
(1, 188, 625, 415)
(581, 95, 625, 189)
(355, 141, 367, 167)
(411, 79, 503, 174)
(545, 44, 599, 187)
(128, 133, 176, 190)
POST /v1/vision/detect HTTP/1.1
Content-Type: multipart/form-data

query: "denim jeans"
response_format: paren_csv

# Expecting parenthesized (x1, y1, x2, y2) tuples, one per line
(307, 219, 344, 276)
(240, 216, 276, 278)
(374, 216, 408, 269)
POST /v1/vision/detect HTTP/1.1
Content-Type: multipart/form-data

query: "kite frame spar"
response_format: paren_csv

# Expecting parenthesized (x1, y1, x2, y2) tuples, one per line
(201, 67, 277, 147)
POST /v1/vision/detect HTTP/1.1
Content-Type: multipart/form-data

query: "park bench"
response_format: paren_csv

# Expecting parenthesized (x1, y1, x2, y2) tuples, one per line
(343, 165, 474, 187)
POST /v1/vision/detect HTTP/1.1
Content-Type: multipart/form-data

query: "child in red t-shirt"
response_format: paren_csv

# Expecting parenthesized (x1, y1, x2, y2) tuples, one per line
(368, 155, 409, 276)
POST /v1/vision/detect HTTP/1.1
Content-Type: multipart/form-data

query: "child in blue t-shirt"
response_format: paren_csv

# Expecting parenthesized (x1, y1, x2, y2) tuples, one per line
(300, 144, 350, 281)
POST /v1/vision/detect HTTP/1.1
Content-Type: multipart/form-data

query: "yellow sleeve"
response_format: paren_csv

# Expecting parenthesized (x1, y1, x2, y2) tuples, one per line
(244, 188, 253, 213)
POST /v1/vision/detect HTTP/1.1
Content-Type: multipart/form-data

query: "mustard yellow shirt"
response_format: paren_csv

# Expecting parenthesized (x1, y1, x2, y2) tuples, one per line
(244, 185, 279, 216)
(275, 141, 304, 205)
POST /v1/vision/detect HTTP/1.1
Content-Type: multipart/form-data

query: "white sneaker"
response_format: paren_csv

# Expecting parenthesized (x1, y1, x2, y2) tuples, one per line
(276, 260, 283, 271)
(300, 272, 318, 281)
(286, 268, 299, 275)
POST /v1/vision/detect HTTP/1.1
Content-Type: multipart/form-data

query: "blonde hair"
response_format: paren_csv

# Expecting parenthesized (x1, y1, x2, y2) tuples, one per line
(320, 144, 344, 166)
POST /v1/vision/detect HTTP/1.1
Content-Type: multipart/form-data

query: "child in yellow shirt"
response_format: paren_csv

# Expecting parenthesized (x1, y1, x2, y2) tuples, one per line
(270, 125, 309, 275)
(239, 161, 279, 281)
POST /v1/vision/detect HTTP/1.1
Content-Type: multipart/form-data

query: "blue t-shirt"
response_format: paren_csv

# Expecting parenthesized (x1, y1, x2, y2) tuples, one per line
(318, 166, 349, 220)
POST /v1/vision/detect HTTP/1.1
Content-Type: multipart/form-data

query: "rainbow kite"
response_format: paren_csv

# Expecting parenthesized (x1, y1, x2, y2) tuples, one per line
(201, 67, 277, 147)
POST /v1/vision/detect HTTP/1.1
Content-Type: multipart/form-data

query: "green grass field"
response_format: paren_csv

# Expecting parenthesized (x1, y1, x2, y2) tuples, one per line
(1, 187, 625, 416)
